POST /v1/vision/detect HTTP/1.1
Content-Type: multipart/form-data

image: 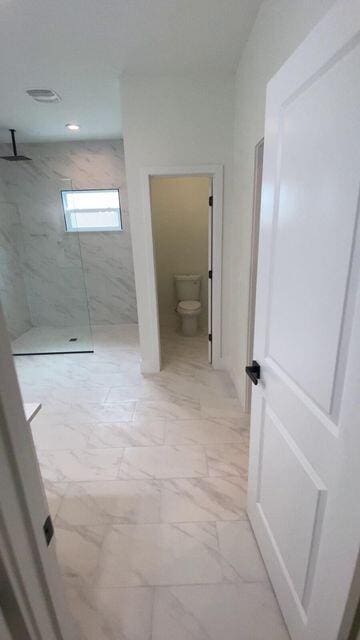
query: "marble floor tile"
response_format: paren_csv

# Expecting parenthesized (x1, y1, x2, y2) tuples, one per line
(55, 524, 106, 587)
(200, 396, 246, 420)
(194, 369, 238, 398)
(66, 585, 153, 640)
(38, 448, 124, 482)
(118, 445, 208, 479)
(86, 402, 136, 423)
(134, 398, 201, 421)
(160, 477, 247, 523)
(46, 384, 110, 404)
(15, 326, 289, 639)
(97, 523, 223, 587)
(31, 420, 93, 450)
(217, 520, 270, 584)
(106, 380, 189, 403)
(44, 480, 68, 519)
(88, 419, 165, 448)
(57, 480, 161, 525)
(205, 443, 249, 478)
(164, 418, 245, 445)
(39, 401, 135, 424)
(152, 583, 290, 640)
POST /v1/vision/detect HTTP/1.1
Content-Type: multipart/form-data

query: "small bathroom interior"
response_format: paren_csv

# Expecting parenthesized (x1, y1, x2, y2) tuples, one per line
(150, 175, 210, 366)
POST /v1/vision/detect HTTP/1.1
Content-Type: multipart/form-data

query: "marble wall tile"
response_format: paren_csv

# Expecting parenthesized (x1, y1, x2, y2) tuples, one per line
(0, 140, 138, 329)
(0, 178, 32, 337)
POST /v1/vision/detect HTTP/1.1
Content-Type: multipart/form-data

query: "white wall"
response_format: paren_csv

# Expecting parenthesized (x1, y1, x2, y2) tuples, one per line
(150, 176, 209, 329)
(122, 75, 234, 370)
(228, 0, 337, 406)
(121, 1, 337, 383)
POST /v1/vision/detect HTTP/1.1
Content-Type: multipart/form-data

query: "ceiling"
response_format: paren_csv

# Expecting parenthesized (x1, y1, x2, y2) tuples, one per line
(0, 0, 261, 142)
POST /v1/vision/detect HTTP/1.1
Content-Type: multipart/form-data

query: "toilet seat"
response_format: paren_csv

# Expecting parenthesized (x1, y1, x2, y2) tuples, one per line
(177, 300, 201, 314)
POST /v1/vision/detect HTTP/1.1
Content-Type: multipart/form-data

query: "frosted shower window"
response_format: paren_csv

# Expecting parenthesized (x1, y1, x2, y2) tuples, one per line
(62, 189, 122, 232)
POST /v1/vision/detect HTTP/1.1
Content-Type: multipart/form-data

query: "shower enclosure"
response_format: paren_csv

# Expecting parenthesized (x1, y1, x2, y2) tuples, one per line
(0, 146, 93, 355)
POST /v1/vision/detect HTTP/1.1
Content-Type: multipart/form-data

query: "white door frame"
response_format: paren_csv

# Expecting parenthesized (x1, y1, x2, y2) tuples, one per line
(245, 139, 264, 413)
(140, 164, 224, 370)
(0, 305, 74, 640)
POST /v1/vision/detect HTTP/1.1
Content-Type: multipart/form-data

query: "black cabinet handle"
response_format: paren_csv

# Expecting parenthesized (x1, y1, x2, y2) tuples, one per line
(245, 360, 261, 385)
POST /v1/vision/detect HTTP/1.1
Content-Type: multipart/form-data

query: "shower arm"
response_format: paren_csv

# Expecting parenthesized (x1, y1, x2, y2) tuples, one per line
(10, 129, 18, 157)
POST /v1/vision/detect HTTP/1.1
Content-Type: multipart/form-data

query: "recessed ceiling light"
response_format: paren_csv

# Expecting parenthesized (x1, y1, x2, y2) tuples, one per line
(66, 123, 80, 131)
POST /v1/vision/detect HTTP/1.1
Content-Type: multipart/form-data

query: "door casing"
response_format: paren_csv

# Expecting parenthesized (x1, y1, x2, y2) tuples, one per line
(140, 164, 224, 371)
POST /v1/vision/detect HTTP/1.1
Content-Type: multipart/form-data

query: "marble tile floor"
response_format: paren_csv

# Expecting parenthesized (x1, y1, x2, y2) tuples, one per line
(15, 324, 289, 640)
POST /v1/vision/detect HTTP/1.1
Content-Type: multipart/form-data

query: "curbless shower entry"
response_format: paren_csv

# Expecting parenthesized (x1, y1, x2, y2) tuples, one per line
(0, 151, 93, 355)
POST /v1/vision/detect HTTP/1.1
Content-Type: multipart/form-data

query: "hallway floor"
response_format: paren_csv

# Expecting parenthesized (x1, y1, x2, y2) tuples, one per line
(15, 325, 289, 640)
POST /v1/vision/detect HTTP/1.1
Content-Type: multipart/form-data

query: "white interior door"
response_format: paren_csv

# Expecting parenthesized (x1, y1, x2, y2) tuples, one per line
(247, 2, 360, 639)
(208, 178, 213, 363)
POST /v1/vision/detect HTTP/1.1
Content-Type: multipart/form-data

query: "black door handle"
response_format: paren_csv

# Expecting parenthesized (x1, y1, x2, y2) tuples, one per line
(245, 360, 260, 385)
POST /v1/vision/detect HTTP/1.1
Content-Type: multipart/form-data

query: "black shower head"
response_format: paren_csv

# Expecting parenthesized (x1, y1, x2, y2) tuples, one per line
(1, 129, 31, 161)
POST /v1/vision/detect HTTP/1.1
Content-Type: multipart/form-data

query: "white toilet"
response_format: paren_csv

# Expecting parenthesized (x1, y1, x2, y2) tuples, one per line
(174, 274, 202, 337)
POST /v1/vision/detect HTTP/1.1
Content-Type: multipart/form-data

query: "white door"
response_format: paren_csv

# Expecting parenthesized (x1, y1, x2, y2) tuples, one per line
(247, 1, 360, 639)
(0, 305, 74, 640)
(208, 178, 213, 363)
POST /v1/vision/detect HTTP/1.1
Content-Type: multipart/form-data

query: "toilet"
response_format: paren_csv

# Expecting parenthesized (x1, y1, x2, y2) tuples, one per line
(174, 274, 202, 336)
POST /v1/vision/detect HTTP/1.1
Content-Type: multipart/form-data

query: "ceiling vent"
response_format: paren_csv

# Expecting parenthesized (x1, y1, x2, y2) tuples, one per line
(26, 89, 61, 103)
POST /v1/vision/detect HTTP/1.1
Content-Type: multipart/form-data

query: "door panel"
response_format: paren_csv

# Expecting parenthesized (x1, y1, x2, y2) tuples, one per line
(247, 2, 360, 639)
(258, 406, 326, 604)
(266, 43, 360, 412)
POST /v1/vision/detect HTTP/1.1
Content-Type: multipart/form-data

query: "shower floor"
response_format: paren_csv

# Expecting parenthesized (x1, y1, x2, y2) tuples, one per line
(12, 325, 93, 355)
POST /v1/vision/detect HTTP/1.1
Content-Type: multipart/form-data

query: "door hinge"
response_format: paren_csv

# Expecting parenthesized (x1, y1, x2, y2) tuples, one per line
(208, 269, 212, 279)
(43, 515, 54, 546)
(208, 333, 212, 342)
(208, 195, 213, 207)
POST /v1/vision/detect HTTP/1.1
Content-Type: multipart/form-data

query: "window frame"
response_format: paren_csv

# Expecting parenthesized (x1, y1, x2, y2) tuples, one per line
(61, 188, 123, 233)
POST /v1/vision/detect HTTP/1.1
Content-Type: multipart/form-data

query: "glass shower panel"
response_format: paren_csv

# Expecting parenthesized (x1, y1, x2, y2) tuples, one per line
(0, 160, 93, 355)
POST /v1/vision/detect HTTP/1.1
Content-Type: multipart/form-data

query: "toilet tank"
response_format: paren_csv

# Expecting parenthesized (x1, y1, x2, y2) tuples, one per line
(174, 274, 201, 301)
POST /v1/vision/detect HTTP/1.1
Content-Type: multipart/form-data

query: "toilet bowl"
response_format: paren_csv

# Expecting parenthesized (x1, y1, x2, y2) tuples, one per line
(174, 274, 202, 337)
(177, 300, 202, 337)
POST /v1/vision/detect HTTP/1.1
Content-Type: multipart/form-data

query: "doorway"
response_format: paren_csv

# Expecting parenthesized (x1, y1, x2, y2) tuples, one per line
(140, 164, 223, 372)
(149, 175, 212, 366)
